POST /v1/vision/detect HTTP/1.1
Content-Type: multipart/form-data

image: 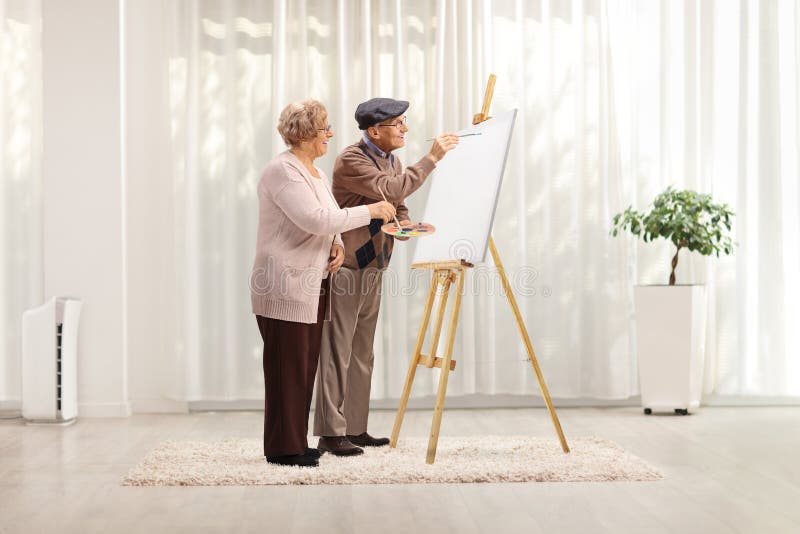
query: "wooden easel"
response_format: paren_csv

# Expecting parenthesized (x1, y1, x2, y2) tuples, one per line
(390, 74, 570, 464)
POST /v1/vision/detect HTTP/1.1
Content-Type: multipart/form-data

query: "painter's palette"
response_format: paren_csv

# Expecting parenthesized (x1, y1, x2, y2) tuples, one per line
(381, 222, 436, 237)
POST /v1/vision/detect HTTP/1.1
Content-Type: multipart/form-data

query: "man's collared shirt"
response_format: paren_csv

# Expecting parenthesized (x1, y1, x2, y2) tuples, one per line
(362, 135, 395, 165)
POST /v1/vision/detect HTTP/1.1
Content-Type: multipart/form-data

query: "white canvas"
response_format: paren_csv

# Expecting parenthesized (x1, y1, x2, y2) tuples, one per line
(411, 109, 517, 264)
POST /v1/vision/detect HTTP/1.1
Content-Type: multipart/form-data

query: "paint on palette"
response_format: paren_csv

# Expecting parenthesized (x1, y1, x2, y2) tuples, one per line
(381, 222, 436, 237)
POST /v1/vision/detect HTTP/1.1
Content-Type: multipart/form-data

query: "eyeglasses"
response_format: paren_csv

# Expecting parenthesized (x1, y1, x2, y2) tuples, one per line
(317, 124, 333, 133)
(377, 116, 407, 129)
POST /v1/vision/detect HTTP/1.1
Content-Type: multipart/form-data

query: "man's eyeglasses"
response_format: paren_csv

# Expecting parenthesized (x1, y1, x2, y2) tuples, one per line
(317, 124, 333, 133)
(377, 116, 407, 129)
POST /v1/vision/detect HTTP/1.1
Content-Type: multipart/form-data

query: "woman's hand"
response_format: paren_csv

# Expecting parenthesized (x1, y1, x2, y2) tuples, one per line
(327, 244, 345, 273)
(426, 133, 460, 163)
(367, 200, 396, 223)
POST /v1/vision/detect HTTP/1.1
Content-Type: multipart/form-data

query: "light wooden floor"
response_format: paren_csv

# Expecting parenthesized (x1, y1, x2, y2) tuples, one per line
(1, 406, 798, 534)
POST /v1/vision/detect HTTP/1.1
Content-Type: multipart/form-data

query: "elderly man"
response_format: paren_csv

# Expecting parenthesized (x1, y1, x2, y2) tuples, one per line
(314, 98, 459, 456)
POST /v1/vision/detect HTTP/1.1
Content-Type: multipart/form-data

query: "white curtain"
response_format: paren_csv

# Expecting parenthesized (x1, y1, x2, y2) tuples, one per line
(608, 0, 800, 397)
(0, 1, 41, 407)
(166, 0, 800, 403)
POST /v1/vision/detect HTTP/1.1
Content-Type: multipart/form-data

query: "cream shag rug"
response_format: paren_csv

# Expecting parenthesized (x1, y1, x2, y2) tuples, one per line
(122, 436, 662, 486)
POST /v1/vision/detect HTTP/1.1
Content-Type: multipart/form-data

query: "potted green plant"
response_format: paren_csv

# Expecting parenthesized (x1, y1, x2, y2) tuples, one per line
(611, 187, 734, 415)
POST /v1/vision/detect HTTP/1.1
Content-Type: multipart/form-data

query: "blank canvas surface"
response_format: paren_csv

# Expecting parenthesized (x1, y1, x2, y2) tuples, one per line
(412, 109, 517, 264)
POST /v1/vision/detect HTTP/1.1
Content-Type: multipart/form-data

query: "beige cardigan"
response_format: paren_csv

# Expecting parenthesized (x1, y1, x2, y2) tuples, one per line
(250, 150, 371, 323)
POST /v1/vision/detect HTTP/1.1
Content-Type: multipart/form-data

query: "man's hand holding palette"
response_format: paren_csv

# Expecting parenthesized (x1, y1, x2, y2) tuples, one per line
(381, 221, 436, 238)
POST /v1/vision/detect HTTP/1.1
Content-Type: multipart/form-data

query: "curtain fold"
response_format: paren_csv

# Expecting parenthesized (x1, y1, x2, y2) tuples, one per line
(166, 0, 800, 402)
(0, 1, 42, 406)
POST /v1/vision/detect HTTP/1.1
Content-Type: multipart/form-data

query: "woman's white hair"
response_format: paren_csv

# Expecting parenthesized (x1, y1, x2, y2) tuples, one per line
(277, 99, 327, 146)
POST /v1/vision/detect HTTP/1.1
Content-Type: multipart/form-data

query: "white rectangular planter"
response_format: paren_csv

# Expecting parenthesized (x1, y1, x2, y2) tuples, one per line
(634, 285, 706, 414)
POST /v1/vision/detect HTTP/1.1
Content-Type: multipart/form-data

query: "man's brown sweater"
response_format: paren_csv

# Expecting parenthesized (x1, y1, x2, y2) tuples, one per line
(331, 140, 436, 270)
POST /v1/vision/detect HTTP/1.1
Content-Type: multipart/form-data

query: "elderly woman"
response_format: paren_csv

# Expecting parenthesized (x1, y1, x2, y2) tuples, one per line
(250, 100, 395, 468)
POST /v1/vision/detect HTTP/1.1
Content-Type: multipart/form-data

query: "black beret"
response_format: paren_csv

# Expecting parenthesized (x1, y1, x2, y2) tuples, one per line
(354, 98, 410, 130)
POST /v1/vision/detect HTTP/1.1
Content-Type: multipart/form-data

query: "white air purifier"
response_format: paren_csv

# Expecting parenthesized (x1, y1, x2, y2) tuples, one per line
(21, 297, 82, 424)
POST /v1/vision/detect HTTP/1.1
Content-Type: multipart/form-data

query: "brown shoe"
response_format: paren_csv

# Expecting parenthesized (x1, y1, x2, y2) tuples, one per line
(317, 436, 364, 456)
(347, 432, 390, 447)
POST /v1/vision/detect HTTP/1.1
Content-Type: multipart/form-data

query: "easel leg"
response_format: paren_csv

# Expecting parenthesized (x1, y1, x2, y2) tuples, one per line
(391, 270, 439, 448)
(489, 237, 570, 453)
(425, 271, 453, 367)
(426, 268, 466, 464)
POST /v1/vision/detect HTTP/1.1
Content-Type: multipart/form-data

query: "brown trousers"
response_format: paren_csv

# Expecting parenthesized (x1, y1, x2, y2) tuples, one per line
(314, 267, 383, 437)
(256, 279, 328, 457)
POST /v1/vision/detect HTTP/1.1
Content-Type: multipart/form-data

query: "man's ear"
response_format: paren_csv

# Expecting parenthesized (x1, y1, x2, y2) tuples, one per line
(367, 126, 379, 140)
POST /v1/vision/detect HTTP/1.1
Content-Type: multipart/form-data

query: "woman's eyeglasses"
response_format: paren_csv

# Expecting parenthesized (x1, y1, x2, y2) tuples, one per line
(317, 124, 333, 133)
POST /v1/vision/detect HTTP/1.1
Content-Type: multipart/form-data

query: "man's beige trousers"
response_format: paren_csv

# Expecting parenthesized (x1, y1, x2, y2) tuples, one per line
(314, 267, 383, 437)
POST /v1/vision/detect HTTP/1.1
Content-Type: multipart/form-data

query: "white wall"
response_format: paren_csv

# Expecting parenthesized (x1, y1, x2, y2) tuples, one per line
(39, 0, 186, 416)
(124, 0, 186, 413)
(42, 0, 129, 416)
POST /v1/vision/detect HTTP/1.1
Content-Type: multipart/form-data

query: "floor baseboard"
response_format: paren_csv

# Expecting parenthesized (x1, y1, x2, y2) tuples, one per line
(188, 393, 800, 413)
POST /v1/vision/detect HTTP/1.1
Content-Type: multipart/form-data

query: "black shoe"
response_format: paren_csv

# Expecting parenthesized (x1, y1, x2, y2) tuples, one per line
(265, 453, 318, 467)
(305, 447, 321, 459)
(347, 432, 390, 447)
(317, 436, 364, 456)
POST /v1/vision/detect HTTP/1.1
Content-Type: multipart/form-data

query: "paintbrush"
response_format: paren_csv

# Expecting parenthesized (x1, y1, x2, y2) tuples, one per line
(378, 186, 406, 235)
(424, 132, 482, 141)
